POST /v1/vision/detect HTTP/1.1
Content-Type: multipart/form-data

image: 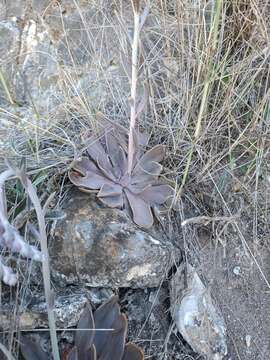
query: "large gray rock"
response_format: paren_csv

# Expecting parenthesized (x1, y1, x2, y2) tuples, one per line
(51, 191, 179, 288)
(0, 1, 128, 111)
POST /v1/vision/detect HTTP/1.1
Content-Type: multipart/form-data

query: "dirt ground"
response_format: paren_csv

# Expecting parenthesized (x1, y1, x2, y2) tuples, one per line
(173, 173, 270, 360)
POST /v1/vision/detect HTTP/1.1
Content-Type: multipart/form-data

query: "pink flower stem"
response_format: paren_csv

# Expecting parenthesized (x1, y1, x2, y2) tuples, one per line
(127, 5, 140, 175)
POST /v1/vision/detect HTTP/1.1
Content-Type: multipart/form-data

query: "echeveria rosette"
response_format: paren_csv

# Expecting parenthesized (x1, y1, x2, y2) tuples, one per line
(69, 130, 173, 228)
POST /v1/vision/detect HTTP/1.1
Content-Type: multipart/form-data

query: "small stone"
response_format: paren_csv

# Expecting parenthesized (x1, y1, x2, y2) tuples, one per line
(245, 334, 251, 348)
(233, 266, 241, 276)
(51, 191, 179, 288)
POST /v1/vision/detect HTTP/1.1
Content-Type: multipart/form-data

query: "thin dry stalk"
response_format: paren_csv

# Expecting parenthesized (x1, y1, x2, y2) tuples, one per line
(0, 68, 14, 105)
(127, 1, 141, 175)
(0, 342, 16, 360)
(20, 183, 59, 360)
(6, 164, 60, 360)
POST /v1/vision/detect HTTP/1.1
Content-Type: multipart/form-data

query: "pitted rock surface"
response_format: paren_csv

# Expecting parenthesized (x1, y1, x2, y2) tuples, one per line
(51, 191, 180, 288)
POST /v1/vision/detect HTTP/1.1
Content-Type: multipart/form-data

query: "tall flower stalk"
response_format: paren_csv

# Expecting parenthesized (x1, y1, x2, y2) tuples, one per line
(69, 1, 173, 228)
(127, 0, 141, 175)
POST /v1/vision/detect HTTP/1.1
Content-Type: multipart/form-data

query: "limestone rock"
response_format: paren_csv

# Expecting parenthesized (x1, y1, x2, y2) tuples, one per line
(170, 263, 227, 360)
(51, 191, 179, 288)
(0, 20, 20, 104)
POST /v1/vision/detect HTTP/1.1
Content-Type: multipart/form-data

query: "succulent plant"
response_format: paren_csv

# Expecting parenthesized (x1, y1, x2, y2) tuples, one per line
(69, 123, 173, 228)
(20, 296, 144, 360)
(69, 1, 173, 229)
(0, 168, 42, 286)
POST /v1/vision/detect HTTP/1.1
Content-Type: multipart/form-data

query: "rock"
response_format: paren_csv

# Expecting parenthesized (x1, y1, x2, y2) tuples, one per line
(15, 19, 60, 109)
(51, 191, 179, 288)
(0, 287, 114, 331)
(0, 1, 128, 112)
(170, 263, 227, 360)
(0, 20, 20, 62)
(0, 20, 20, 104)
(0, 0, 27, 20)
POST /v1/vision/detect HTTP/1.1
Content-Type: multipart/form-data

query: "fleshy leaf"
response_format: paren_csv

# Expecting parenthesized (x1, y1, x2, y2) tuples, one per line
(71, 157, 100, 175)
(72, 157, 115, 183)
(130, 173, 157, 189)
(98, 184, 122, 197)
(124, 189, 153, 228)
(97, 313, 127, 360)
(69, 165, 114, 190)
(133, 145, 165, 175)
(75, 305, 95, 360)
(96, 156, 117, 181)
(132, 161, 162, 179)
(99, 194, 124, 208)
(105, 133, 127, 177)
(86, 138, 108, 165)
(139, 185, 174, 205)
(20, 335, 48, 360)
(137, 131, 149, 147)
(88, 137, 117, 178)
(122, 343, 144, 360)
(93, 296, 120, 357)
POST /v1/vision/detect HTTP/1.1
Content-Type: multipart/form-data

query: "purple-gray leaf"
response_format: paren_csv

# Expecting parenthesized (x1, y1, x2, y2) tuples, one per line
(93, 296, 120, 357)
(87, 138, 108, 165)
(97, 156, 117, 181)
(105, 133, 127, 177)
(137, 131, 149, 147)
(99, 194, 124, 208)
(20, 335, 48, 360)
(134, 145, 165, 174)
(71, 157, 100, 175)
(124, 189, 153, 228)
(97, 313, 127, 360)
(75, 305, 95, 360)
(132, 161, 162, 178)
(139, 184, 174, 205)
(69, 168, 114, 190)
(98, 183, 123, 197)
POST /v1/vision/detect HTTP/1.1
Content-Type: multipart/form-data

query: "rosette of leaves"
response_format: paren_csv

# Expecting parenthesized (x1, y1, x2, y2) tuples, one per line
(20, 296, 144, 360)
(69, 125, 173, 228)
